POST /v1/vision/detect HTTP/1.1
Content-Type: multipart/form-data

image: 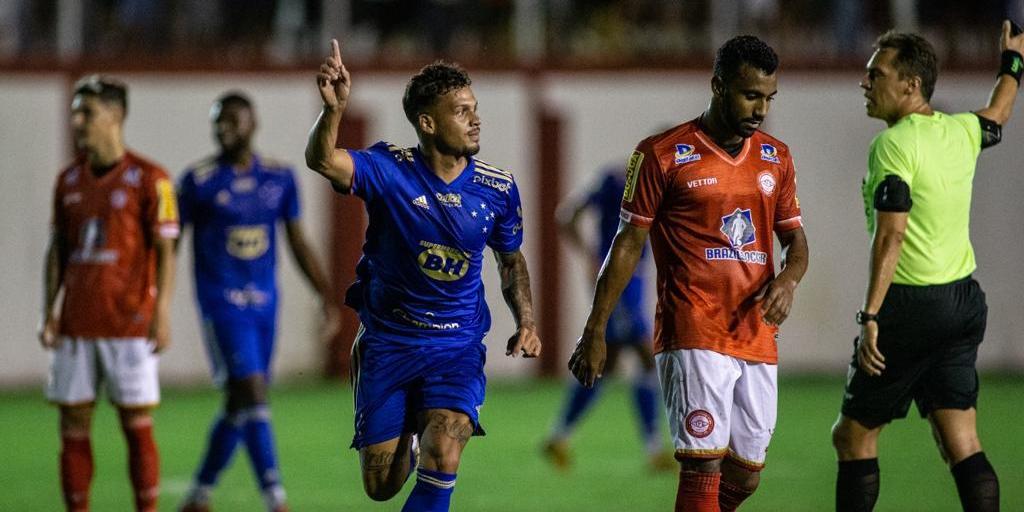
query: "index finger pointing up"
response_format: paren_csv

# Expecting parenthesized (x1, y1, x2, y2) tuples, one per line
(331, 39, 341, 61)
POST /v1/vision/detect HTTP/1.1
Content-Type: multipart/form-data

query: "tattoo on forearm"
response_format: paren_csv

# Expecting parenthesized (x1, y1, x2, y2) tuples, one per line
(499, 252, 535, 326)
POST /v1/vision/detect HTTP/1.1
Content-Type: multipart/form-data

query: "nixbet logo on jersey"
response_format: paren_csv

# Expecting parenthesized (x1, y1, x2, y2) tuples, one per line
(227, 225, 270, 260)
(472, 174, 511, 193)
(417, 241, 471, 281)
(705, 208, 768, 265)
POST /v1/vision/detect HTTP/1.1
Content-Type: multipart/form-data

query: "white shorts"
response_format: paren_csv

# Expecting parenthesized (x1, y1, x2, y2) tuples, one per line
(45, 337, 160, 407)
(656, 348, 777, 470)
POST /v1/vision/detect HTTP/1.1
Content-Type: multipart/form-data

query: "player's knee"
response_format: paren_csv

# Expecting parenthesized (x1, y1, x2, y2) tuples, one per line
(59, 405, 94, 434)
(361, 474, 403, 502)
(117, 407, 153, 429)
(227, 375, 267, 410)
(679, 456, 722, 473)
(420, 412, 472, 473)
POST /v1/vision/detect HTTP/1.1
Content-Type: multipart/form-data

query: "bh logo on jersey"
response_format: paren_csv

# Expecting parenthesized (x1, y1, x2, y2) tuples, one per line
(227, 225, 269, 260)
(674, 144, 701, 165)
(704, 208, 768, 265)
(418, 241, 470, 281)
(760, 144, 781, 163)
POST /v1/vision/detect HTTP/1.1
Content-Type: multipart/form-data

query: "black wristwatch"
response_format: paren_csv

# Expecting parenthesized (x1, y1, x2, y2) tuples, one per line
(855, 310, 878, 325)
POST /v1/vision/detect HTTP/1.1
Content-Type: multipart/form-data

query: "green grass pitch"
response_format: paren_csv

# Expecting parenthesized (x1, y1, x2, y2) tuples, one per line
(2, 375, 1021, 511)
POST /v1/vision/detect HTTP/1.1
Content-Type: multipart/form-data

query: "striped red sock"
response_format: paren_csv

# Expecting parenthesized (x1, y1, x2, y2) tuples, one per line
(122, 417, 160, 512)
(676, 471, 721, 512)
(718, 479, 754, 511)
(60, 433, 93, 512)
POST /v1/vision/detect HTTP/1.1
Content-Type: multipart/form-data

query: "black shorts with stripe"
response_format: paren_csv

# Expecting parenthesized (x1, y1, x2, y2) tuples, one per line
(841, 276, 987, 426)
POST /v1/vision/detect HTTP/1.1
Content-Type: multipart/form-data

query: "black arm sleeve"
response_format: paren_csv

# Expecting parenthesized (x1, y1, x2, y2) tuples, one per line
(873, 174, 912, 212)
(975, 114, 1002, 149)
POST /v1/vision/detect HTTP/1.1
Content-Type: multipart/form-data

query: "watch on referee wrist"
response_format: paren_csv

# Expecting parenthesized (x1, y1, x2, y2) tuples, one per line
(856, 310, 878, 325)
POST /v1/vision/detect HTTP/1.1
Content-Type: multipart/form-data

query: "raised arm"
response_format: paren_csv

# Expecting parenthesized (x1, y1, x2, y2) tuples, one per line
(569, 221, 649, 387)
(975, 21, 1024, 126)
(493, 249, 541, 358)
(305, 39, 356, 192)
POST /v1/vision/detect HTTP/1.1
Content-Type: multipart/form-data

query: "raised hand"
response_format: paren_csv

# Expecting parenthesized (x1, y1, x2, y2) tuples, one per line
(317, 39, 351, 109)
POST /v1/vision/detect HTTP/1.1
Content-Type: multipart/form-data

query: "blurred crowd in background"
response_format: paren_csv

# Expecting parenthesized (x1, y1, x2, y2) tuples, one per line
(2, 0, 1022, 68)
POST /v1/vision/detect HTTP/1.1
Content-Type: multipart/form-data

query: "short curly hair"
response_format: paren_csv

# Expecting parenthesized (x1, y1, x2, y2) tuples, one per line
(874, 31, 938, 101)
(713, 36, 779, 85)
(402, 61, 472, 125)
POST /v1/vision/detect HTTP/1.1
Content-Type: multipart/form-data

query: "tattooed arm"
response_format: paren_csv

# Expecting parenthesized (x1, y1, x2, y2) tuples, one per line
(493, 249, 541, 358)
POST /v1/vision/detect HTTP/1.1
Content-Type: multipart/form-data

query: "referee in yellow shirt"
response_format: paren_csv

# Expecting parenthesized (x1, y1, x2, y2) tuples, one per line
(831, 22, 1024, 512)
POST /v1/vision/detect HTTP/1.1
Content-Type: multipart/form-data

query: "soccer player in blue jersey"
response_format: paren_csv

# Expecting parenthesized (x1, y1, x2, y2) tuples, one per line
(178, 92, 340, 512)
(542, 166, 672, 472)
(305, 40, 541, 511)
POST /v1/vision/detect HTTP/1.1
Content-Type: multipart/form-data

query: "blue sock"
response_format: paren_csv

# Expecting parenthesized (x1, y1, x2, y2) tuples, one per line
(553, 380, 602, 438)
(196, 412, 243, 486)
(632, 368, 661, 453)
(402, 468, 456, 512)
(239, 405, 283, 495)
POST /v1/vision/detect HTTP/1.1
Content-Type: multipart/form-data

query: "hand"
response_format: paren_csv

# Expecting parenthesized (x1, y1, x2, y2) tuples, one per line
(320, 302, 343, 343)
(148, 307, 170, 354)
(317, 39, 351, 110)
(38, 314, 60, 350)
(1001, 20, 1024, 55)
(506, 324, 541, 358)
(568, 330, 606, 388)
(855, 321, 885, 376)
(755, 276, 797, 326)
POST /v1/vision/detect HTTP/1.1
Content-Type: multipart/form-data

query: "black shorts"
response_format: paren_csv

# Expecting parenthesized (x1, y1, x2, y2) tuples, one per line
(841, 276, 987, 425)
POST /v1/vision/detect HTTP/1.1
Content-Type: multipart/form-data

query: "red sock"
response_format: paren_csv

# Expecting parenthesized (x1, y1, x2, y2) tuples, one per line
(676, 471, 721, 512)
(60, 434, 93, 512)
(718, 479, 754, 511)
(122, 417, 160, 512)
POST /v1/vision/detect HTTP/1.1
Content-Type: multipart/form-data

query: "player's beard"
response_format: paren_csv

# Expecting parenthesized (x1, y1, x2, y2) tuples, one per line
(437, 135, 480, 158)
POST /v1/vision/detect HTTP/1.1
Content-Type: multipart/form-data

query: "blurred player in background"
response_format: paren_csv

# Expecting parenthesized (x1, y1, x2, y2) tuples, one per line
(39, 75, 179, 512)
(305, 40, 541, 511)
(542, 165, 672, 472)
(177, 92, 339, 512)
(570, 36, 809, 511)
(831, 23, 1024, 512)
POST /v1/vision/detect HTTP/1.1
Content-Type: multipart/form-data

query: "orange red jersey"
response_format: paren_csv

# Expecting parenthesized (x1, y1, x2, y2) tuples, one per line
(52, 151, 179, 338)
(620, 119, 802, 363)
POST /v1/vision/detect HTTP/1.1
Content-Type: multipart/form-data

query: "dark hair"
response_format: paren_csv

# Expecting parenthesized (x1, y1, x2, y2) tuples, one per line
(713, 35, 779, 84)
(73, 74, 128, 114)
(214, 90, 254, 111)
(402, 61, 472, 125)
(874, 31, 938, 101)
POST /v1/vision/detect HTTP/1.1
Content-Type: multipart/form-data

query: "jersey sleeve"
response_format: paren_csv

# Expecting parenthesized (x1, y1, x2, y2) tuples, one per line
(619, 141, 664, 228)
(487, 179, 525, 253)
(145, 167, 181, 240)
(176, 171, 195, 227)
(867, 130, 916, 187)
(280, 169, 301, 221)
(953, 112, 985, 156)
(346, 142, 393, 204)
(774, 152, 803, 233)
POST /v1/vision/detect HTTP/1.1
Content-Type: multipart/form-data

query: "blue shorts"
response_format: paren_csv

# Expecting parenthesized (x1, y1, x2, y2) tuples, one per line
(201, 308, 277, 386)
(606, 301, 649, 345)
(350, 328, 487, 449)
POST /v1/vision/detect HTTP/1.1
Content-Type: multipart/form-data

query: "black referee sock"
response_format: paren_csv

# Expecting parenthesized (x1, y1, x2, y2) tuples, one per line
(951, 452, 999, 512)
(836, 458, 880, 512)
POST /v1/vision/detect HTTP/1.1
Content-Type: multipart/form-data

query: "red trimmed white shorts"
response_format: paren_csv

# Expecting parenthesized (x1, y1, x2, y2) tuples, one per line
(655, 348, 777, 469)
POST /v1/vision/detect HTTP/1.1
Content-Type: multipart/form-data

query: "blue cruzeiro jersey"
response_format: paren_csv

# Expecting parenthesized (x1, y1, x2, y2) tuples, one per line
(178, 154, 300, 313)
(587, 169, 645, 313)
(343, 141, 524, 345)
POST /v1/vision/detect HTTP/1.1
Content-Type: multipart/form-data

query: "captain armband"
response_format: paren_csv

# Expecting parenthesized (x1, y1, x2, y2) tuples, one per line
(999, 50, 1023, 85)
(975, 114, 1002, 149)
(873, 175, 912, 212)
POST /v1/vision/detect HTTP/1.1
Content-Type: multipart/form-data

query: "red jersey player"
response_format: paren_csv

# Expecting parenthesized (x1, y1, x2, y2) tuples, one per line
(570, 36, 809, 512)
(39, 75, 179, 512)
